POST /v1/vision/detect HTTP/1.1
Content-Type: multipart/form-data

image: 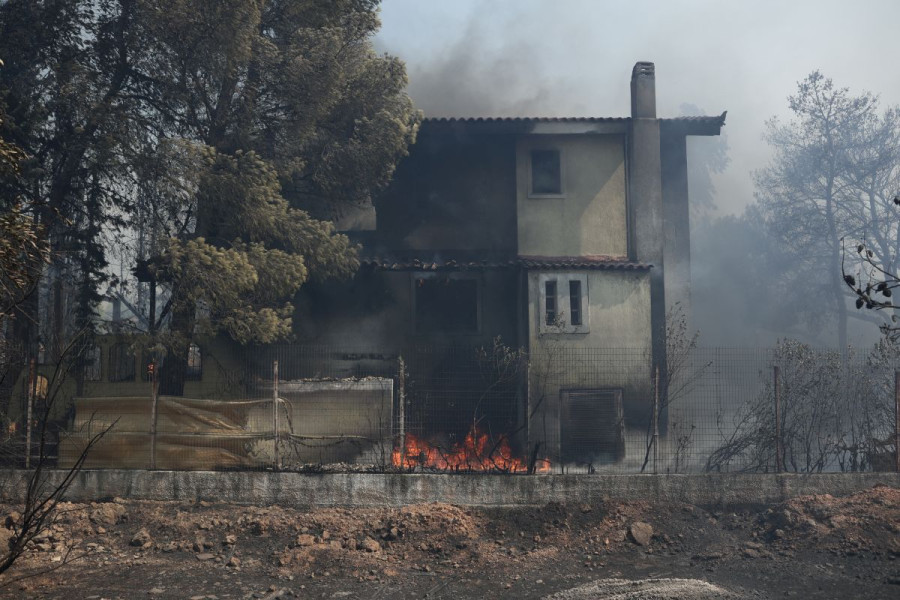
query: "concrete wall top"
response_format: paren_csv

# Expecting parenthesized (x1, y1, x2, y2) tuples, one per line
(2, 470, 896, 509)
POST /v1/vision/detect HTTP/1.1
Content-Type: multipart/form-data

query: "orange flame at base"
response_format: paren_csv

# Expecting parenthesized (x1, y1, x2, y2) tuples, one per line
(392, 425, 551, 473)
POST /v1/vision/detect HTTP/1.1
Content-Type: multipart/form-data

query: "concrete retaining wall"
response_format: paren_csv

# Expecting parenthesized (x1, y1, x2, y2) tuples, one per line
(1, 470, 897, 507)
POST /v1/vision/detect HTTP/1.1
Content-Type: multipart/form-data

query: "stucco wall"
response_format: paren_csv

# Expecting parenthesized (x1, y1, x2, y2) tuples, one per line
(516, 135, 627, 258)
(526, 270, 651, 351)
(526, 270, 653, 464)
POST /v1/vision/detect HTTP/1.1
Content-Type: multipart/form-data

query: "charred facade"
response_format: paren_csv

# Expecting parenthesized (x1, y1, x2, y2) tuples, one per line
(291, 62, 726, 467)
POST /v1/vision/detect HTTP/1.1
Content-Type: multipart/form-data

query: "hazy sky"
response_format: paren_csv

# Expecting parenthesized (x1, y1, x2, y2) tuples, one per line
(376, 0, 900, 216)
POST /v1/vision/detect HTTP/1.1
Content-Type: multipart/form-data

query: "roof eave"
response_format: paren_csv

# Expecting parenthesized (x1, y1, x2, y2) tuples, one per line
(421, 117, 630, 136)
(660, 111, 727, 136)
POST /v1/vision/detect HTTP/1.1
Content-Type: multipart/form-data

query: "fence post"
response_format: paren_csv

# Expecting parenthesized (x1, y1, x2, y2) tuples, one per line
(652, 365, 660, 475)
(149, 361, 158, 470)
(273, 360, 279, 471)
(774, 365, 782, 473)
(895, 370, 899, 474)
(24, 358, 35, 468)
(397, 356, 406, 469)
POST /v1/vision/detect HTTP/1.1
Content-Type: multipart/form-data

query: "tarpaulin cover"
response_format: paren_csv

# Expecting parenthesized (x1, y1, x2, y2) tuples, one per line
(58, 379, 393, 470)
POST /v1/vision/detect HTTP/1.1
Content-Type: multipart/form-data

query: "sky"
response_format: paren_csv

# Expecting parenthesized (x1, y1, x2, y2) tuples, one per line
(375, 0, 900, 217)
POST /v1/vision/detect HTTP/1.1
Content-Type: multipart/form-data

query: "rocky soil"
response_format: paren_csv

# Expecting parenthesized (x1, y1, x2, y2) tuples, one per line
(0, 485, 897, 599)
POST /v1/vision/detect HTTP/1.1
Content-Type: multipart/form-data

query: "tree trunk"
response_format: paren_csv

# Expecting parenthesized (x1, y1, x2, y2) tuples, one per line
(158, 300, 192, 397)
(823, 169, 848, 350)
(828, 230, 849, 349)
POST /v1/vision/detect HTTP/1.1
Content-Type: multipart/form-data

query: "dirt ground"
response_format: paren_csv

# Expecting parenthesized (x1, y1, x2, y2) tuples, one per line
(0, 484, 897, 599)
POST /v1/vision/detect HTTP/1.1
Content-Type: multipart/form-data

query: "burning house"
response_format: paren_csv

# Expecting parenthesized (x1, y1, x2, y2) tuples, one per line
(289, 62, 726, 470)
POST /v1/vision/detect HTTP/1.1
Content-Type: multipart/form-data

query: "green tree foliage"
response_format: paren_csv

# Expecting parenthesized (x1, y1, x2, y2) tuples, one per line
(131, 0, 418, 217)
(131, 1, 419, 392)
(0, 103, 49, 416)
(149, 146, 358, 346)
(0, 0, 139, 341)
(0, 1, 420, 394)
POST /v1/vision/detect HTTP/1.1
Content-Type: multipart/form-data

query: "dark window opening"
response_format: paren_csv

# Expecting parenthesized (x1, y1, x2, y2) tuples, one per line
(545, 280, 557, 325)
(109, 343, 135, 382)
(569, 280, 582, 326)
(531, 149, 561, 195)
(415, 277, 478, 333)
(84, 345, 102, 381)
(186, 343, 202, 380)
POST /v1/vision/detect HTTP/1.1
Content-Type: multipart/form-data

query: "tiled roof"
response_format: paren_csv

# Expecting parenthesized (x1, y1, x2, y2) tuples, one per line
(421, 113, 726, 136)
(422, 113, 726, 126)
(360, 256, 511, 271)
(360, 254, 651, 271)
(519, 255, 652, 270)
(424, 117, 630, 124)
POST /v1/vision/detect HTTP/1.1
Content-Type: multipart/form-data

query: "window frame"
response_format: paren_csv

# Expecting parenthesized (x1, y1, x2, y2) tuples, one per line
(185, 343, 203, 381)
(83, 344, 102, 382)
(411, 272, 482, 336)
(544, 279, 558, 326)
(527, 147, 566, 199)
(108, 342, 136, 382)
(568, 279, 583, 326)
(538, 272, 589, 334)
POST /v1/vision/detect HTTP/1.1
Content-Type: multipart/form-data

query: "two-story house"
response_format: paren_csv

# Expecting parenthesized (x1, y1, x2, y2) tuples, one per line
(289, 62, 725, 468)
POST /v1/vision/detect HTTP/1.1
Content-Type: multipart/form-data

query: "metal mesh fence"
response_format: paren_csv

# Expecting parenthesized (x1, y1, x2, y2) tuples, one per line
(2, 342, 898, 474)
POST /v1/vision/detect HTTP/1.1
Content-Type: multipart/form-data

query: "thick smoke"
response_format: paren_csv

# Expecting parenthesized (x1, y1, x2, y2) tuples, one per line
(376, 5, 895, 347)
(396, 21, 580, 118)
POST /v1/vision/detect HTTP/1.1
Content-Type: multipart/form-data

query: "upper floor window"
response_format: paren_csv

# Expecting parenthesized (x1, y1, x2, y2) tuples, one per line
(529, 149, 563, 196)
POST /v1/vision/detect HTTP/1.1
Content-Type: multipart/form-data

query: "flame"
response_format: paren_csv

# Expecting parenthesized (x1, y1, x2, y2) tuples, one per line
(392, 425, 551, 473)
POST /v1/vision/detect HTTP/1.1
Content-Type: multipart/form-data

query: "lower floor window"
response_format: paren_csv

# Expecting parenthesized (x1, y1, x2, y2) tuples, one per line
(545, 280, 557, 325)
(109, 343, 135, 382)
(186, 343, 202, 380)
(539, 273, 589, 333)
(414, 276, 480, 334)
(569, 280, 582, 326)
(83, 345, 102, 381)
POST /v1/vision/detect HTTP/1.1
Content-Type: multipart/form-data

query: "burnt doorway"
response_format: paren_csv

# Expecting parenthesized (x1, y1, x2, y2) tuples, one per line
(560, 388, 625, 465)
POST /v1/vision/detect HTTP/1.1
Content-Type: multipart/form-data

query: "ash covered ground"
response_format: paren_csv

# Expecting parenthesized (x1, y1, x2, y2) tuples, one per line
(0, 485, 897, 599)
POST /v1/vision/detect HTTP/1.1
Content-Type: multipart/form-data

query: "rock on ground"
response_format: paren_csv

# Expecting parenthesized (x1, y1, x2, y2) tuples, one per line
(90, 503, 126, 527)
(129, 527, 152, 548)
(629, 521, 653, 546)
(542, 578, 741, 600)
(359, 537, 380, 552)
